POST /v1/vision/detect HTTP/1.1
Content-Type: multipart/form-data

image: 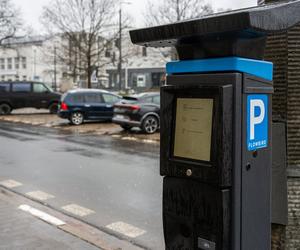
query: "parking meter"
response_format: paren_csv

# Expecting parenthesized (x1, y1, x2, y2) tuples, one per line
(130, 1, 300, 249)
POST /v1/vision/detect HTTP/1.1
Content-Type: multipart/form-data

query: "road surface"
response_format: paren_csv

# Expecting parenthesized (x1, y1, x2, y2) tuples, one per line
(0, 121, 164, 249)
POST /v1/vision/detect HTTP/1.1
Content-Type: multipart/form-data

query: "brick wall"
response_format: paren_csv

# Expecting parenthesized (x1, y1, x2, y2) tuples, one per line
(286, 178, 300, 249)
(263, 1, 300, 249)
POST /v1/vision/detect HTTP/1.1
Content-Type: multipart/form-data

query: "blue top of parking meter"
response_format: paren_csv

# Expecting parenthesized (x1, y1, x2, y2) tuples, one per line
(166, 57, 273, 81)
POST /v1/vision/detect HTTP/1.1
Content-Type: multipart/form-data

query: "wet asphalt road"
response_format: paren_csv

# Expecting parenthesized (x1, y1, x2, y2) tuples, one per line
(0, 121, 164, 249)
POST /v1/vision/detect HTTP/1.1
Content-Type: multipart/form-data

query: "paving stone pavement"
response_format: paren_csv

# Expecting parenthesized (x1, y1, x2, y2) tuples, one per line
(0, 195, 100, 250)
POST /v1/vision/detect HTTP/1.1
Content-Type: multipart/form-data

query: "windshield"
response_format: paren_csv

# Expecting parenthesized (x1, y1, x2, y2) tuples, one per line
(44, 83, 54, 92)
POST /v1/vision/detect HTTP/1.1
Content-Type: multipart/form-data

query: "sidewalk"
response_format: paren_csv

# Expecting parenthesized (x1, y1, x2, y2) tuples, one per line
(0, 187, 144, 250)
(0, 190, 99, 250)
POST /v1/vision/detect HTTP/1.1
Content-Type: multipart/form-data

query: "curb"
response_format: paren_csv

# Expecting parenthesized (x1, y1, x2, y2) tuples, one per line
(0, 186, 147, 250)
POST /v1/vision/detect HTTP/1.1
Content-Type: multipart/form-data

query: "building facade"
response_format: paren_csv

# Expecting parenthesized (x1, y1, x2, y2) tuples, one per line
(0, 36, 45, 82)
(106, 36, 170, 92)
(0, 34, 170, 93)
(0, 36, 66, 90)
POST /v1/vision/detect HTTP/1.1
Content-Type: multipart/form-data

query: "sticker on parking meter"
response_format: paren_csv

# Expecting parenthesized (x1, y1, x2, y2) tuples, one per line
(247, 95, 268, 151)
(174, 98, 213, 161)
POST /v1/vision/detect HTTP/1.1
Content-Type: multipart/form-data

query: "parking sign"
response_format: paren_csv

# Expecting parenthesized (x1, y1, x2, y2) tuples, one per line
(247, 95, 268, 151)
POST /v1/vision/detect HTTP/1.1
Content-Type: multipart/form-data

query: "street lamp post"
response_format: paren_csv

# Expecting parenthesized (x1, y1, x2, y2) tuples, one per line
(33, 48, 36, 80)
(118, 1, 131, 91)
(54, 45, 57, 91)
(118, 7, 122, 91)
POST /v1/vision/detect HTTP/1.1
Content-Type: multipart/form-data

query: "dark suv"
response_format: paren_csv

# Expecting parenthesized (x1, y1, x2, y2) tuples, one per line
(0, 81, 61, 114)
(58, 89, 121, 125)
(112, 92, 160, 134)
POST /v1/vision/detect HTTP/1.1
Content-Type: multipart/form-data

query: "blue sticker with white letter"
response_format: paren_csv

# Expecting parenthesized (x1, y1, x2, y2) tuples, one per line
(247, 95, 268, 151)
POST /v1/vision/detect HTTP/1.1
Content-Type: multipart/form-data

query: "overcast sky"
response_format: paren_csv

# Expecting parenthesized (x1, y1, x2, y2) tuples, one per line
(12, 0, 257, 33)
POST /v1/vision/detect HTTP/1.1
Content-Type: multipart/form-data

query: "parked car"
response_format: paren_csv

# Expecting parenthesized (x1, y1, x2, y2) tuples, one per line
(112, 92, 160, 134)
(0, 81, 61, 115)
(58, 89, 121, 125)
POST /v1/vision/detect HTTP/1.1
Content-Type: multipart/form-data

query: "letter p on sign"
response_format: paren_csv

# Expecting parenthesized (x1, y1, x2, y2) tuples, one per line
(247, 95, 268, 151)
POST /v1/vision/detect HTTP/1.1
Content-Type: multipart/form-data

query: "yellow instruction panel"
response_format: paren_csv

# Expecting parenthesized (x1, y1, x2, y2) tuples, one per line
(173, 98, 214, 162)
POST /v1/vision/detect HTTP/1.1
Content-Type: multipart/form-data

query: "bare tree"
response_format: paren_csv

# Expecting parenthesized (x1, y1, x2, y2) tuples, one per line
(144, 0, 213, 59)
(0, 0, 21, 45)
(145, 0, 213, 25)
(42, 0, 118, 88)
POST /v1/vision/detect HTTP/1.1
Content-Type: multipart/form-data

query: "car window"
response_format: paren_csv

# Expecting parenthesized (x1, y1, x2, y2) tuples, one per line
(0, 83, 10, 93)
(33, 83, 48, 93)
(61, 93, 68, 102)
(140, 96, 153, 103)
(69, 94, 84, 104)
(102, 94, 119, 103)
(153, 95, 160, 105)
(12, 83, 31, 93)
(84, 93, 103, 103)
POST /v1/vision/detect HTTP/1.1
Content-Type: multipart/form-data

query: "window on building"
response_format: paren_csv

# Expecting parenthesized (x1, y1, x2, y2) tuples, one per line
(33, 83, 48, 93)
(105, 50, 111, 58)
(15, 58, 20, 69)
(0, 83, 10, 93)
(15, 75, 19, 81)
(0, 59, 5, 70)
(151, 72, 164, 87)
(142, 47, 147, 57)
(22, 57, 27, 69)
(12, 83, 31, 93)
(7, 58, 12, 70)
(23, 75, 27, 81)
(1, 75, 5, 81)
(136, 74, 146, 87)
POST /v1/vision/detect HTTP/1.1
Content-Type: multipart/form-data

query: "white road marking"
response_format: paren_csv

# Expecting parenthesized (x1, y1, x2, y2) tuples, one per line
(106, 221, 146, 238)
(121, 137, 138, 141)
(142, 139, 158, 144)
(0, 179, 22, 188)
(62, 204, 95, 217)
(26, 191, 55, 201)
(18, 204, 65, 226)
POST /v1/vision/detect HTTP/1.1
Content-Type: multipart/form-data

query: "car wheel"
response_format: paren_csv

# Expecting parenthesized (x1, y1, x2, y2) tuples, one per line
(70, 112, 84, 125)
(142, 115, 159, 134)
(0, 104, 12, 115)
(121, 125, 131, 131)
(49, 103, 59, 114)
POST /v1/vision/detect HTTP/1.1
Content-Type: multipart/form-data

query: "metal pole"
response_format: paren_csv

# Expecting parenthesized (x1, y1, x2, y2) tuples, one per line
(125, 67, 128, 89)
(54, 46, 57, 91)
(118, 7, 122, 91)
(33, 49, 36, 80)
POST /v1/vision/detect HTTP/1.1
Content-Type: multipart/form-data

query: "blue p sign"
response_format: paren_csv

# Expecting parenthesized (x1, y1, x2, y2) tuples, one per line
(247, 95, 268, 151)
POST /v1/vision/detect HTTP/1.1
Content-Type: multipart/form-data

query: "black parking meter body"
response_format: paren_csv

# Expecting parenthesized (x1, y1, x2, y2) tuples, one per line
(129, 1, 300, 250)
(161, 68, 273, 250)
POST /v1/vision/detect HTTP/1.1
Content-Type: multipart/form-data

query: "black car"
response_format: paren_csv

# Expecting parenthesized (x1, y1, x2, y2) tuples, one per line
(0, 81, 61, 114)
(112, 92, 160, 134)
(58, 89, 121, 125)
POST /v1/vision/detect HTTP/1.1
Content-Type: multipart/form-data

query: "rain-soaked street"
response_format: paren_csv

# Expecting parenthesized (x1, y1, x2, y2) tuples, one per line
(0, 121, 164, 249)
